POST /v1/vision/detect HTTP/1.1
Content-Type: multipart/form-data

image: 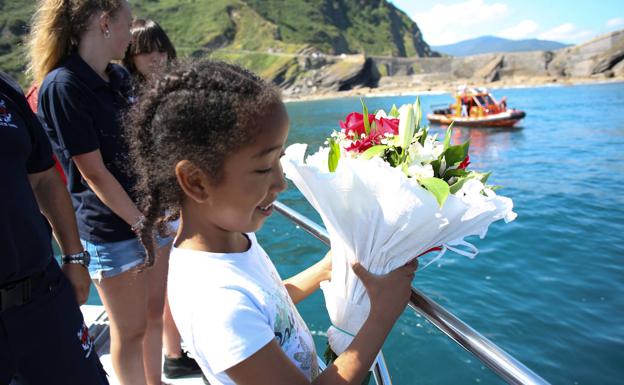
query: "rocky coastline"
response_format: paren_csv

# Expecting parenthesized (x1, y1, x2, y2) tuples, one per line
(281, 29, 624, 102)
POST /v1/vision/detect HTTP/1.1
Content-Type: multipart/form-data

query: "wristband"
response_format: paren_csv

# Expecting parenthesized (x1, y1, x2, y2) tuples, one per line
(61, 250, 91, 268)
(131, 215, 146, 233)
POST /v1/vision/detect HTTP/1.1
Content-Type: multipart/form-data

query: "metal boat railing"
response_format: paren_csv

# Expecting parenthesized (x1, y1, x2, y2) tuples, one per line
(274, 201, 550, 385)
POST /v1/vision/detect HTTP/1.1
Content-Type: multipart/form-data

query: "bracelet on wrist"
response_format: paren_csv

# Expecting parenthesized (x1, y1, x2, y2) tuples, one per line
(61, 250, 91, 268)
(131, 215, 146, 233)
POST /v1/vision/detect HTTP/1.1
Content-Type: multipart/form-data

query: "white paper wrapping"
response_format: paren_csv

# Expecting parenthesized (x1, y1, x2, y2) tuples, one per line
(281, 143, 517, 355)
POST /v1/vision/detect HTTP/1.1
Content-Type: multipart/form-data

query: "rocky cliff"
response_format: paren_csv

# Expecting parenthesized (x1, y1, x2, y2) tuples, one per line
(275, 30, 623, 96)
(365, 29, 624, 93)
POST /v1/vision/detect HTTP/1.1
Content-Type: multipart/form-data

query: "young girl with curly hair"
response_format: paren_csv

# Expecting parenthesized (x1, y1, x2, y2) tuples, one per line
(126, 59, 417, 385)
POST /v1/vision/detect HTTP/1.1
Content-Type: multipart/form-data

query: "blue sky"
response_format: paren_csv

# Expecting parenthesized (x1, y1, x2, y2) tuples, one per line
(388, 0, 624, 46)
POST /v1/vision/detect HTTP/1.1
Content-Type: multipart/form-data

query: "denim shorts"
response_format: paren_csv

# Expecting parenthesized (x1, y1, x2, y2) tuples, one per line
(81, 235, 172, 281)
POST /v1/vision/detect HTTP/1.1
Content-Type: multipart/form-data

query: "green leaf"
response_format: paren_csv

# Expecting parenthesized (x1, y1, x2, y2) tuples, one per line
(444, 168, 470, 179)
(448, 172, 493, 194)
(430, 158, 442, 178)
(444, 141, 470, 167)
(449, 176, 471, 194)
(442, 123, 453, 151)
(414, 97, 422, 131)
(361, 99, 371, 135)
(384, 147, 402, 167)
(370, 120, 378, 135)
(419, 126, 428, 145)
(328, 138, 340, 172)
(478, 171, 491, 184)
(389, 104, 400, 118)
(463, 170, 491, 184)
(400, 162, 409, 176)
(419, 177, 450, 207)
(360, 145, 388, 160)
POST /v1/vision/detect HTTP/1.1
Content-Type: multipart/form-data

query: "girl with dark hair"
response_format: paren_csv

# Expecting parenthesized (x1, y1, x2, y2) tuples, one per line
(126, 59, 417, 385)
(123, 19, 177, 83)
(29, 1, 171, 384)
(123, 18, 202, 381)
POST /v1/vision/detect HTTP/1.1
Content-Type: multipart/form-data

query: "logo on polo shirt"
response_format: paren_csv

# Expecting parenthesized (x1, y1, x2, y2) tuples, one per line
(0, 99, 18, 128)
(77, 321, 94, 358)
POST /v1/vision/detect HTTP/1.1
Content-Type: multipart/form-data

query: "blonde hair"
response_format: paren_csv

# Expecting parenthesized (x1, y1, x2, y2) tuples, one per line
(27, 0, 124, 85)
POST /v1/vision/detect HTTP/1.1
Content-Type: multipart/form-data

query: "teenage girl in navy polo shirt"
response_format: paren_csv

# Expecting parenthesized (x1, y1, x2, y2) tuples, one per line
(28, 1, 171, 384)
(0, 71, 108, 384)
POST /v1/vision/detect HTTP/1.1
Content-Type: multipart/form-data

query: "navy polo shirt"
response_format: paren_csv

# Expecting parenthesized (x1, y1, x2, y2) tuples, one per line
(0, 71, 54, 284)
(38, 53, 137, 244)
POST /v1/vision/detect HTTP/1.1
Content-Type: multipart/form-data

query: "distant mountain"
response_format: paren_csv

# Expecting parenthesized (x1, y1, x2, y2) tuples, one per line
(432, 35, 570, 57)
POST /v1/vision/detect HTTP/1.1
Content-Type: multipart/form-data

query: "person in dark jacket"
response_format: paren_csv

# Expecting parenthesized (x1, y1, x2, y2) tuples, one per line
(0, 70, 108, 385)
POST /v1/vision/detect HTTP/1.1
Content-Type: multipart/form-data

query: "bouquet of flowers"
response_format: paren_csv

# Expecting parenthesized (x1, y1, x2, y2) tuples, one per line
(280, 99, 517, 355)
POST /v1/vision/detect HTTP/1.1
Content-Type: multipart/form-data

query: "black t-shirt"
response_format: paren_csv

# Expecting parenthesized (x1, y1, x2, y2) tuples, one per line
(38, 53, 137, 243)
(0, 71, 54, 284)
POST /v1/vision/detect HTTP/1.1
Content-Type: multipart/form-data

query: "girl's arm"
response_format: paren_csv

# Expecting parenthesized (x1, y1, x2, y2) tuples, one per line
(227, 261, 417, 385)
(283, 251, 331, 304)
(73, 149, 143, 226)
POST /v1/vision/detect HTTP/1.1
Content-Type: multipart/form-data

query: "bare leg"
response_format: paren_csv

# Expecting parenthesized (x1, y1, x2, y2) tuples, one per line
(95, 270, 148, 385)
(163, 295, 183, 358)
(143, 243, 170, 385)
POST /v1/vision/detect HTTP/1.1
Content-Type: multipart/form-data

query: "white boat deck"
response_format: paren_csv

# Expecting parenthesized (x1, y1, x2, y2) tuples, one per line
(81, 305, 205, 385)
(81, 305, 327, 385)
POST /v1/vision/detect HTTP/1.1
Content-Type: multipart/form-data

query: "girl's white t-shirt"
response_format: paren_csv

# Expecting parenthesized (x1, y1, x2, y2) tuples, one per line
(168, 233, 320, 384)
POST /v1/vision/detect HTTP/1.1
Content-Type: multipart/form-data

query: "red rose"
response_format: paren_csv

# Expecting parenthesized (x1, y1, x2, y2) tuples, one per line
(340, 112, 376, 136)
(346, 135, 376, 153)
(340, 112, 400, 153)
(375, 117, 400, 136)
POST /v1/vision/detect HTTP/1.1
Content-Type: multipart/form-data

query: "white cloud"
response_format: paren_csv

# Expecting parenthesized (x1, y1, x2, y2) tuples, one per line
(498, 19, 539, 40)
(538, 23, 594, 43)
(606, 18, 624, 29)
(411, 0, 509, 45)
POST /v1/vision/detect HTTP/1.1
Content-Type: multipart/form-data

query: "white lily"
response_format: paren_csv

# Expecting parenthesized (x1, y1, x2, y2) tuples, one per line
(407, 163, 434, 179)
(408, 135, 445, 164)
(427, 136, 445, 159)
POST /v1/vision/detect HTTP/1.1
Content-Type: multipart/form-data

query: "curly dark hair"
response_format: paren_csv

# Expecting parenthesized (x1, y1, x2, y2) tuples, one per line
(125, 59, 282, 266)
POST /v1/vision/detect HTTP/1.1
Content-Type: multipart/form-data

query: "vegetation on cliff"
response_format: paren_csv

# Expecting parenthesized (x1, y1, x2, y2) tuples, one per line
(0, 0, 435, 86)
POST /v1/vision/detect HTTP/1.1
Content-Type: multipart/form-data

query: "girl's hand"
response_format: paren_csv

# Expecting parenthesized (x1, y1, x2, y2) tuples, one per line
(352, 260, 417, 324)
(319, 251, 332, 281)
(283, 250, 333, 304)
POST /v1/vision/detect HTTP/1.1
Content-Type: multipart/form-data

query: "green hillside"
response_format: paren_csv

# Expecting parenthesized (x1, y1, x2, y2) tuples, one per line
(0, 0, 33, 86)
(0, 0, 435, 86)
(241, 0, 433, 57)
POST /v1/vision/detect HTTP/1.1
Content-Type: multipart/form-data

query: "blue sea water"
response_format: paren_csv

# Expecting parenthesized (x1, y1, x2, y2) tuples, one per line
(88, 82, 624, 384)
(260, 82, 624, 385)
